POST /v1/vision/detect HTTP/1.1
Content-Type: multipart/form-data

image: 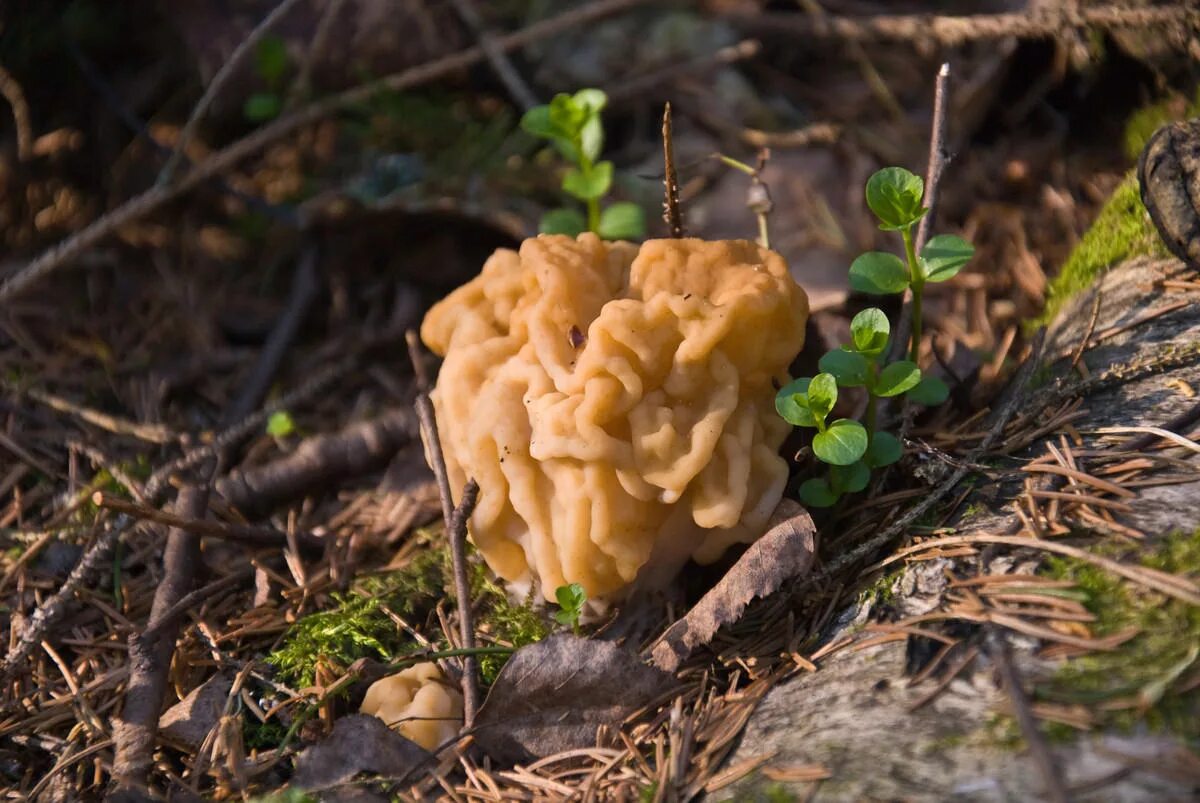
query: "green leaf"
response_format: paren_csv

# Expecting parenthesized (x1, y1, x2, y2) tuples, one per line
(553, 582, 586, 628)
(819, 349, 869, 387)
(812, 419, 869, 465)
(520, 105, 559, 140)
(539, 208, 587, 236)
(572, 89, 608, 114)
(875, 361, 922, 397)
(920, 234, 975, 282)
(865, 167, 928, 231)
(849, 252, 910, 295)
(849, 307, 891, 357)
(243, 92, 282, 122)
(598, 202, 645, 241)
(806, 373, 838, 421)
(830, 461, 870, 494)
(548, 93, 586, 136)
(864, 431, 903, 468)
(580, 114, 604, 163)
(908, 375, 950, 406)
(563, 161, 613, 201)
(254, 35, 289, 86)
(775, 378, 818, 428)
(266, 410, 295, 437)
(799, 478, 839, 508)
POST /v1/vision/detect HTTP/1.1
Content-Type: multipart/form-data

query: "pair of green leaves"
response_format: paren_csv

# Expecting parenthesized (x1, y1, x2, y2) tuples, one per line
(520, 89, 645, 241)
(851, 167, 975, 292)
(798, 429, 902, 508)
(553, 582, 586, 632)
(819, 308, 949, 407)
(244, 35, 290, 122)
(775, 375, 868, 467)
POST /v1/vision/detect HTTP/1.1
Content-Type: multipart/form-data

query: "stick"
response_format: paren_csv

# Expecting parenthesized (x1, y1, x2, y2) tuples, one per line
(91, 492, 322, 551)
(406, 331, 481, 726)
(662, 103, 684, 238)
(449, 0, 539, 111)
(158, 0, 307, 183)
(986, 628, 1071, 803)
(225, 243, 321, 423)
(731, 5, 1200, 47)
(110, 486, 208, 798)
(215, 408, 417, 516)
(0, 0, 651, 305)
(287, 0, 347, 108)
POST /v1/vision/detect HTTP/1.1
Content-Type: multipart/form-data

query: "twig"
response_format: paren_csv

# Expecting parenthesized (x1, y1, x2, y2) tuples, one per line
(1067, 287, 1104, 377)
(807, 330, 1045, 592)
(888, 63, 951, 370)
(449, 0, 539, 111)
(225, 243, 321, 423)
(986, 628, 1071, 803)
(0, 0, 651, 305)
(24, 387, 175, 444)
(1120, 398, 1200, 452)
(448, 480, 482, 728)
(214, 408, 418, 516)
(662, 103, 684, 238)
(406, 331, 481, 725)
(110, 486, 207, 798)
(141, 567, 257, 643)
(91, 492, 323, 551)
(159, 0, 307, 184)
(0, 515, 127, 685)
(287, 0, 346, 108)
(0, 63, 33, 161)
(731, 5, 1200, 47)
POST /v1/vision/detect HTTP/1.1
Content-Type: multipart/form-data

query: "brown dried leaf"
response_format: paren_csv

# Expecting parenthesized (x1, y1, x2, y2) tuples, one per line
(473, 634, 675, 765)
(649, 500, 816, 672)
(159, 671, 234, 748)
(292, 714, 434, 793)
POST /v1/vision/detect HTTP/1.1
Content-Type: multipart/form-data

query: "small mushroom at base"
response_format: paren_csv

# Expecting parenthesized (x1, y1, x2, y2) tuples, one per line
(359, 662, 463, 751)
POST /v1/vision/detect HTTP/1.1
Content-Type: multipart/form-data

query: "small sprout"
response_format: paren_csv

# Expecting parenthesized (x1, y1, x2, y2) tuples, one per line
(907, 375, 950, 406)
(875, 360, 922, 397)
(243, 35, 290, 122)
(553, 583, 587, 633)
(865, 167, 928, 232)
(266, 410, 296, 437)
(521, 89, 645, 240)
(849, 251, 910, 295)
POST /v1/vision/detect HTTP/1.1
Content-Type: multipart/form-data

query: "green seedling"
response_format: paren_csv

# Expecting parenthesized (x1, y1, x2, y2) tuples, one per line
(849, 166, 974, 405)
(775, 166, 975, 509)
(266, 410, 295, 437)
(553, 582, 587, 633)
(243, 35, 290, 122)
(521, 89, 645, 240)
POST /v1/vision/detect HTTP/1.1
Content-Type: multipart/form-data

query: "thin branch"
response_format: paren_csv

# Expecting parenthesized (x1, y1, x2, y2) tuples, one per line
(110, 486, 208, 797)
(225, 243, 321, 423)
(986, 628, 1071, 803)
(91, 492, 323, 551)
(662, 103, 684, 238)
(731, 5, 1200, 47)
(159, 0, 307, 183)
(1120, 398, 1200, 453)
(449, 0, 539, 111)
(287, 0, 347, 108)
(0, 0, 652, 305)
(407, 331, 481, 726)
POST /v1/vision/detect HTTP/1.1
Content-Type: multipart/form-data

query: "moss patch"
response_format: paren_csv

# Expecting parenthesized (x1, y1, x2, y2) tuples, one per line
(1034, 529, 1200, 742)
(267, 530, 550, 687)
(1122, 87, 1200, 162)
(1036, 173, 1165, 327)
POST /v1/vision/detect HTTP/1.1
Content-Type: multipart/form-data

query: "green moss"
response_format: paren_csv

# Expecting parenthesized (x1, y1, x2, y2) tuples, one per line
(1036, 173, 1165, 327)
(1035, 529, 1200, 742)
(1123, 87, 1200, 162)
(267, 530, 550, 687)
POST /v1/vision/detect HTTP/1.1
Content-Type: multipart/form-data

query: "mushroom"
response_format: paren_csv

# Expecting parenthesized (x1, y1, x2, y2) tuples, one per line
(359, 662, 463, 751)
(421, 233, 808, 603)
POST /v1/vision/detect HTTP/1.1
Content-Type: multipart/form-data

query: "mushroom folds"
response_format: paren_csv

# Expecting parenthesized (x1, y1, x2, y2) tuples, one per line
(360, 662, 463, 751)
(421, 233, 807, 602)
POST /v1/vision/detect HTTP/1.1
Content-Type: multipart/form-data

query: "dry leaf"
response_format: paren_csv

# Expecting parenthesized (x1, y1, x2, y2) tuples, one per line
(292, 714, 434, 793)
(159, 671, 234, 748)
(649, 499, 816, 672)
(473, 634, 675, 764)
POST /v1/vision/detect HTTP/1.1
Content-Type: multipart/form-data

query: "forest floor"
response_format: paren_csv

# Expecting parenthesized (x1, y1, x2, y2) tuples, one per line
(1, 1, 1198, 801)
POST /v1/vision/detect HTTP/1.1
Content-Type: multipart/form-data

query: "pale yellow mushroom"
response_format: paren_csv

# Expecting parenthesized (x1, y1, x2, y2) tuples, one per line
(421, 233, 807, 603)
(359, 662, 463, 750)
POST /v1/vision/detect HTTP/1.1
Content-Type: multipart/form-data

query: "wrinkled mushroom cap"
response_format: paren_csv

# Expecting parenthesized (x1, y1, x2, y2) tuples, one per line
(359, 662, 463, 751)
(422, 233, 807, 602)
